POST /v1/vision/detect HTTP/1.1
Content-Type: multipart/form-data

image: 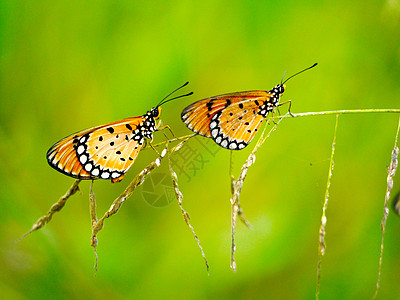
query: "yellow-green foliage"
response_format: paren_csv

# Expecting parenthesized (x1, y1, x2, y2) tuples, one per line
(1, 1, 400, 299)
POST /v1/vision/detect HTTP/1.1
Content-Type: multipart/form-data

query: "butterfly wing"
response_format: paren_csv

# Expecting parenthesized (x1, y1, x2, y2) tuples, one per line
(181, 93, 236, 138)
(47, 116, 148, 182)
(181, 91, 273, 149)
(47, 126, 96, 180)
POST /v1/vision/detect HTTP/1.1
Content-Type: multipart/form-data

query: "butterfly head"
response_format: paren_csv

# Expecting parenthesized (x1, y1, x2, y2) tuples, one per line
(150, 107, 162, 120)
(273, 84, 285, 95)
(268, 84, 286, 106)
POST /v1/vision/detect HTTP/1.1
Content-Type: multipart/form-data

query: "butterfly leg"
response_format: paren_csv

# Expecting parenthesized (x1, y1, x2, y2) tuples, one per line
(158, 125, 181, 141)
(277, 107, 282, 117)
(148, 138, 161, 157)
(278, 100, 294, 117)
(269, 111, 278, 125)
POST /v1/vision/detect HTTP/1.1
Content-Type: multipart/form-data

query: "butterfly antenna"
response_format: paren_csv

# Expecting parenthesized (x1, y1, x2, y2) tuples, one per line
(157, 81, 192, 107)
(280, 71, 287, 85)
(282, 63, 318, 84)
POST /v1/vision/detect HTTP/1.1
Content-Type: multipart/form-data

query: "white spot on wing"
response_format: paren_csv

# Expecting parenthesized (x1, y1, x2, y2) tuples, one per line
(215, 136, 222, 144)
(229, 143, 237, 150)
(112, 172, 120, 178)
(92, 169, 100, 176)
(211, 128, 219, 138)
(210, 121, 217, 129)
(85, 164, 93, 171)
(77, 145, 85, 155)
(79, 155, 87, 164)
(101, 172, 110, 179)
(221, 140, 228, 148)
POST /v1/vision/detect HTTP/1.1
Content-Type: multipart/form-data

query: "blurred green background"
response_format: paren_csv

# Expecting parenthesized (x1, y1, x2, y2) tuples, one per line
(1, 1, 400, 299)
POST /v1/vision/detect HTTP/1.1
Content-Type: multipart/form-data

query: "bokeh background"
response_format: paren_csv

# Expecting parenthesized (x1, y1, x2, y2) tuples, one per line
(1, 1, 400, 299)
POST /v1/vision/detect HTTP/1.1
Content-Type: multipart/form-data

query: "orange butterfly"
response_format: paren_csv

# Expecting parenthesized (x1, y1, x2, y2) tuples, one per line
(47, 82, 192, 183)
(181, 63, 317, 150)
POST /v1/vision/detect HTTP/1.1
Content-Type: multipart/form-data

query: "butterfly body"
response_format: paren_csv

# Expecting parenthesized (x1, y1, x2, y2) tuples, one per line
(181, 84, 285, 150)
(47, 107, 161, 183)
(181, 63, 318, 150)
(47, 82, 193, 183)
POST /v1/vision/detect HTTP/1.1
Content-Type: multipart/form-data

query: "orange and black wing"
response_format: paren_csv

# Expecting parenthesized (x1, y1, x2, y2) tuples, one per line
(47, 116, 147, 182)
(181, 91, 273, 149)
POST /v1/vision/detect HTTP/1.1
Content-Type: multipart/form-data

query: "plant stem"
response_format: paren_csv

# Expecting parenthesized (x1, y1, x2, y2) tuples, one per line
(316, 114, 339, 299)
(277, 108, 400, 119)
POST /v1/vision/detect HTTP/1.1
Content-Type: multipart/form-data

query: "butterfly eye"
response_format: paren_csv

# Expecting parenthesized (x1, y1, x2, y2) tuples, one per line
(152, 107, 161, 119)
(150, 108, 157, 117)
(279, 85, 285, 94)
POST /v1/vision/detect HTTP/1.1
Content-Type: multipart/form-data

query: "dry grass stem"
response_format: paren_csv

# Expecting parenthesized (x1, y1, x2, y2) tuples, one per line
(316, 114, 339, 300)
(167, 142, 210, 274)
(230, 151, 252, 229)
(229, 113, 290, 272)
(21, 108, 400, 274)
(89, 180, 98, 272)
(91, 145, 169, 246)
(237, 205, 252, 230)
(275, 108, 400, 120)
(21, 134, 193, 270)
(373, 116, 400, 299)
(18, 179, 81, 242)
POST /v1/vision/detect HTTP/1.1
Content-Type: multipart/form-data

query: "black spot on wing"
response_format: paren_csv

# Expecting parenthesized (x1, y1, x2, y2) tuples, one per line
(206, 100, 214, 111)
(107, 127, 114, 134)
